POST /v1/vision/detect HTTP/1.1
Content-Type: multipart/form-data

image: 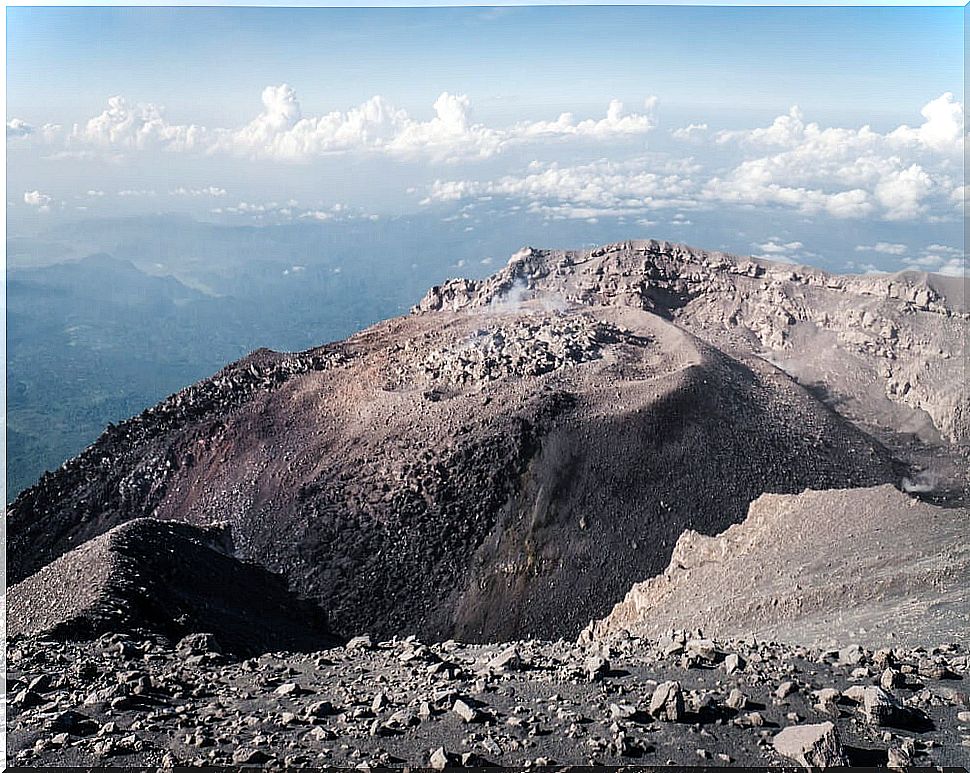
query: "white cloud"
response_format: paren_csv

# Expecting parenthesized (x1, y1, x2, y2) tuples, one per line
(299, 210, 333, 221)
(212, 199, 373, 224)
(76, 96, 208, 151)
(10, 120, 63, 142)
(750, 238, 816, 264)
(936, 259, 967, 277)
(888, 92, 964, 154)
(924, 243, 962, 256)
(511, 97, 658, 140)
(756, 240, 803, 254)
(702, 164, 875, 219)
(7, 118, 33, 138)
(41, 123, 63, 142)
(716, 106, 807, 147)
(23, 190, 53, 211)
(671, 122, 708, 142)
(901, 243, 967, 276)
(213, 88, 657, 162)
(422, 93, 962, 226)
(873, 164, 933, 221)
(17, 88, 964, 233)
(211, 87, 408, 160)
(171, 186, 227, 197)
(706, 94, 962, 221)
(855, 242, 907, 256)
(60, 85, 658, 163)
(424, 156, 697, 219)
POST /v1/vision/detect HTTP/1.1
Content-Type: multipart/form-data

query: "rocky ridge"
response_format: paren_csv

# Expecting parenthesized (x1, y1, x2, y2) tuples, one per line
(418, 241, 968, 464)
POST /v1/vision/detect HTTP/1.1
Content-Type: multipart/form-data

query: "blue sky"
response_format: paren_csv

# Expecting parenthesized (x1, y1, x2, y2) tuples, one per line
(6, 5, 966, 275)
(8, 6, 962, 123)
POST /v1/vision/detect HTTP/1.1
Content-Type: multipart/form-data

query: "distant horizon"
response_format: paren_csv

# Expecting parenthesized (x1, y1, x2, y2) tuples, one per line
(8, 209, 966, 283)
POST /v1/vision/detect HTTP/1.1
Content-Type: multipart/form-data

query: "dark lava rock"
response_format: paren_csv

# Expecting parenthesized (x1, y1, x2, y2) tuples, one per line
(6, 632, 967, 768)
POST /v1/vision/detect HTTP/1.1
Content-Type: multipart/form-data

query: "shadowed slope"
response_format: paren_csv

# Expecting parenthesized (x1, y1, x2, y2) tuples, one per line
(7, 518, 339, 656)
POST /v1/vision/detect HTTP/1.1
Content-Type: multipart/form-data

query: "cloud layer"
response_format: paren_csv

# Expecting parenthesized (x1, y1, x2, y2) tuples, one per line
(424, 94, 964, 224)
(8, 88, 964, 275)
(10, 85, 659, 163)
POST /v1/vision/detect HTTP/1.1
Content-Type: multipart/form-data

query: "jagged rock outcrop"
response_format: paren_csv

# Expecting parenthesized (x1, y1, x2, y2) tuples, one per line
(584, 485, 970, 648)
(7, 518, 339, 656)
(418, 241, 969, 462)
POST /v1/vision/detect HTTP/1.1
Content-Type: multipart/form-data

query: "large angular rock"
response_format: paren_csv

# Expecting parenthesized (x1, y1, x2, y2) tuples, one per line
(649, 680, 685, 722)
(773, 721, 847, 768)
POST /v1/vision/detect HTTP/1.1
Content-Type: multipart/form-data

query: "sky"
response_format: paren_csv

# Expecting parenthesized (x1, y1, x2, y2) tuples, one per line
(6, 5, 966, 275)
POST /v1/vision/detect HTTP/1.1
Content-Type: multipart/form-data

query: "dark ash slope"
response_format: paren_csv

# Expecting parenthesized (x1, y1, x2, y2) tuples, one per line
(8, 296, 901, 642)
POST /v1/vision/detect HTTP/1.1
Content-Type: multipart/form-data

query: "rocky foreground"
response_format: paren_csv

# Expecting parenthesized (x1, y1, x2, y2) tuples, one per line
(7, 630, 970, 768)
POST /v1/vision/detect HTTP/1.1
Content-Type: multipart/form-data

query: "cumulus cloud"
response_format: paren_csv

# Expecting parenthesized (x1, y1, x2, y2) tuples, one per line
(8, 119, 61, 143)
(888, 92, 964, 154)
(209, 86, 407, 160)
(212, 88, 657, 161)
(897, 243, 964, 276)
(751, 238, 815, 264)
(7, 118, 33, 138)
(873, 164, 933, 220)
(756, 239, 803, 254)
(512, 97, 658, 139)
(24, 190, 53, 211)
(951, 185, 966, 211)
(171, 186, 227, 197)
(719, 94, 963, 156)
(855, 242, 907, 256)
(424, 156, 697, 219)
(210, 199, 378, 224)
(17, 87, 964, 232)
(423, 93, 962, 225)
(76, 96, 208, 151)
(702, 160, 876, 219)
(55, 85, 657, 163)
(701, 94, 963, 221)
(671, 122, 709, 142)
(716, 106, 808, 147)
